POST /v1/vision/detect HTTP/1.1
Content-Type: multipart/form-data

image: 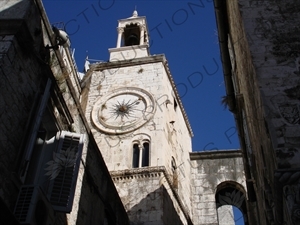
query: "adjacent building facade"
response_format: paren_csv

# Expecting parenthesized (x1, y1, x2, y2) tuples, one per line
(0, 1, 129, 224)
(213, 0, 300, 224)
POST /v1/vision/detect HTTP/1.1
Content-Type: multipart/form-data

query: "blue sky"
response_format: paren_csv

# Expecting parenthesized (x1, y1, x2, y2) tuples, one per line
(43, 0, 242, 223)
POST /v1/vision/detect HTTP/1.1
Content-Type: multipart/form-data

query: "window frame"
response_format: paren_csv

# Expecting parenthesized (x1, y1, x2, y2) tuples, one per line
(131, 138, 150, 168)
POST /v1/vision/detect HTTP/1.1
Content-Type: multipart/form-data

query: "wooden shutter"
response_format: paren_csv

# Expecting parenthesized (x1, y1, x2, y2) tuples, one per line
(47, 131, 84, 212)
(14, 185, 54, 225)
(14, 185, 35, 223)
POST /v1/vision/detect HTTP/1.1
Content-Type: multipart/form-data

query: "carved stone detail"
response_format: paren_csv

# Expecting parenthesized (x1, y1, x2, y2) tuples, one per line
(275, 169, 300, 185)
(117, 27, 124, 33)
(276, 148, 300, 169)
(283, 183, 300, 225)
(278, 103, 300, 125)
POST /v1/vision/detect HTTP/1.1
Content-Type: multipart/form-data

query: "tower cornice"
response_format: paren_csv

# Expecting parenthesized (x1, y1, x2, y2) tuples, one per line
(118, 16, 146, 23)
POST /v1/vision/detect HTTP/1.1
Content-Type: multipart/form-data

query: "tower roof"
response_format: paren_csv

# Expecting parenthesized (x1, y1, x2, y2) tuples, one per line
(132, 10, 138, 18)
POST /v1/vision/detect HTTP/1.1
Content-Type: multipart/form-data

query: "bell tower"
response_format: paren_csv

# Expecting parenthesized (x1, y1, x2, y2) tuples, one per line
(82, 10, 193, 225)
(109, 10, 150, 61)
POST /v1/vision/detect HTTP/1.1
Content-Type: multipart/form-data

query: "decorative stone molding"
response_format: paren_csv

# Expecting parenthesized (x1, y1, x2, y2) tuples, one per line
(274, 168, 300, 224)
(119, 18, 146, 28)
(91, 87, 156, 134)
(283, 183, 300, 225)
(276, 148, 300, 169)
(274, 168, 300, 185)
(110, 166, 165, 179)
(139, 24, 146, 30)
(110, 166, 193, 225)
(117, 27, 124, 33)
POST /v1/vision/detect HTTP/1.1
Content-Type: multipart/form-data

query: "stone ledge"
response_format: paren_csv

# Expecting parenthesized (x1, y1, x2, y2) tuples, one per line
(190, 149, 242, 160)
(110, 166, 165, 179)
(90, 54, 166, 70)
(109, 44, 148, 53)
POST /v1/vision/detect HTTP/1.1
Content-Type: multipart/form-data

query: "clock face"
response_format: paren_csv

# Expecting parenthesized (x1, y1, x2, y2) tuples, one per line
(102, 94, 145, 126)
(91, 87, 156, 134)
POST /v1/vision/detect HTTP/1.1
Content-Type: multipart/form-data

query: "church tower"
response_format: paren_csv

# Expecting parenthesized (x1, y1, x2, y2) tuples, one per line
(81, 11, 194, 225)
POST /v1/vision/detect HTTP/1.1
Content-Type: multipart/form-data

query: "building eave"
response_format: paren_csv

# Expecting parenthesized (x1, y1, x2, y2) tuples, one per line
(213, 0, 236, 113)
(190, 149, 242, 160)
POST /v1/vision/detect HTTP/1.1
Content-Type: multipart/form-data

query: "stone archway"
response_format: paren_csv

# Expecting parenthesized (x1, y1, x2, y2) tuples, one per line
(216, 181, 248, 225)
(190, 150, 248, 225)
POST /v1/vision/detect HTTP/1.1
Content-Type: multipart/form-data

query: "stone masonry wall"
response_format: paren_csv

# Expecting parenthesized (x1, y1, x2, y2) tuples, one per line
(225, 0, 300, 223)
(41, 2, 130, 224)
(190, 151, 246, 225)
(112, 172, 164, 225)
(225, 0, 276, 223)
(0, 1, 129, 224)
(111, 167, 189, 225)
(0, 0, 46, 217)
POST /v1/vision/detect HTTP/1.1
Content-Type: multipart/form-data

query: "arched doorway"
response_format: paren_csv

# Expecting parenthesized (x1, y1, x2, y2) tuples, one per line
(215, 181, 248, 225)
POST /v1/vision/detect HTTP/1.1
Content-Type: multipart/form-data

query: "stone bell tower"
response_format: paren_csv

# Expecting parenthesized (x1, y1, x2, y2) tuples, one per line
(81, 10, 194, 225)
(109, 10, 150, 61)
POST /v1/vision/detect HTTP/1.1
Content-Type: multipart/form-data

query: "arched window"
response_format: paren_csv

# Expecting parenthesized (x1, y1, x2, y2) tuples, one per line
(132, 140, 150, 168)
(124, 24, 140, 46)
(132, 144, 140, 168)
(142, 142, 149, 167)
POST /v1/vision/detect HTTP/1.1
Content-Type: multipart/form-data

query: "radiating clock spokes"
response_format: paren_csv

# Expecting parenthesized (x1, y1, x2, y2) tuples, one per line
(110, 98, 141, 121)
(91, 87, 156, 134)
